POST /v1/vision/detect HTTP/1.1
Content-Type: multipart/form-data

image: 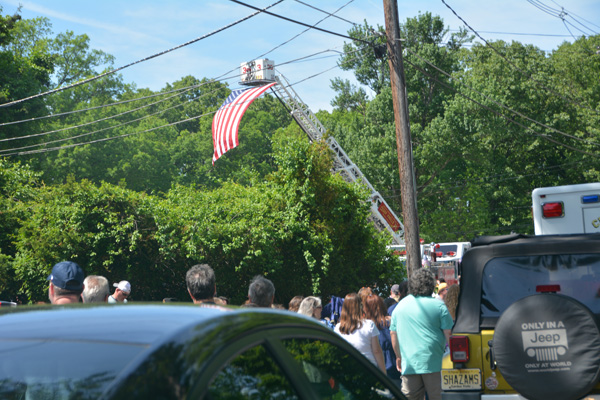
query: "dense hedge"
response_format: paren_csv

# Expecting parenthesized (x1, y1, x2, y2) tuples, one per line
(0, 132, 403, 305)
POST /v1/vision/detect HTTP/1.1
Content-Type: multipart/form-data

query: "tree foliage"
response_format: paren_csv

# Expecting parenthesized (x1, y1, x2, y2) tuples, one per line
(1, 129, 401, 304)
(1, 9, 599, 305)
(329, 14, 599, 242)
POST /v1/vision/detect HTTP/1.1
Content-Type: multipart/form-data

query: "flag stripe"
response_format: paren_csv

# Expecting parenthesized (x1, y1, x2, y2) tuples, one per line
(212, 82, 276, 164)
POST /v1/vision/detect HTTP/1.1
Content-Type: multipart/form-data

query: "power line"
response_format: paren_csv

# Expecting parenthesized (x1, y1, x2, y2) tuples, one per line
(6, 111, 212, 157)
(2, 43, 357, 147)
(0, 81, 217, 144)
(448, 29, 571, 38)
(4, 61, 346, 157)
(526, 0, 599, 36)
(548, 0, 600, 31)
(0, 82, 210, 128)
(440, 0, 599, 116)
(400, 54, 600, 158)
(3, 0, 356, 130)
(293, 0, 358, 26)
(0, 0, 284, 109)
(0, 86, 229, 154)
(2, 36, 361, 149)
(405, 47, 600, 147)
(253, 0, 355, 61)
(230, 0, 373, 45)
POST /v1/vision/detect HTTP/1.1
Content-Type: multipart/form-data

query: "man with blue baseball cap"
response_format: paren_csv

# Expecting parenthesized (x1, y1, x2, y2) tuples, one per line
(47, 261, 85, 304)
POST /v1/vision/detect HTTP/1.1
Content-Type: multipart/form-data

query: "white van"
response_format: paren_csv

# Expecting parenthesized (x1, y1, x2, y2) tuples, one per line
(532, 182, 600, 235)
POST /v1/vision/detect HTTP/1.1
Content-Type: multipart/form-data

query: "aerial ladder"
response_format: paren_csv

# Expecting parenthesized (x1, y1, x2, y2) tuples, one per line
(240, 59, 404, 245)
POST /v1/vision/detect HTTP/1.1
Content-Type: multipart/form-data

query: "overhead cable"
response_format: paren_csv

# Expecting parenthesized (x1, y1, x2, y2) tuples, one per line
(3, 41, 358, 146)
(3, 0, 353, 129)
(230, 0, 373, 45)
(402, 55, 600, 158)
(526, 0, 598, 36)
(4, 61, 345, 157)
(440, 0, 599, 116)
(5, 111, 212, 157)
(405, 47, 600, 147)
(1, 83, 201, 143)
(253, 0, 355, 60)
(0, 0, 284, 109)
(0, 86, 227, 153)
(548, 0, 600, 31)
(293, 0, 358, 26)
(448, 29, 571, 38)
(0, 82, 214, 128)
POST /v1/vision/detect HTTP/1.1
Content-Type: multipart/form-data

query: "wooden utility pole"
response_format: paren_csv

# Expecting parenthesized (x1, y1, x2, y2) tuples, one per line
(383, 0, 421, 278)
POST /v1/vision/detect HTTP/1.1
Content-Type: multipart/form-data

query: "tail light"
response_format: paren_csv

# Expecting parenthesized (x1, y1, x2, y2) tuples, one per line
(436, 251, 443, 257)
(542, 202, 563, 218)
(446, 251, 456, 257)
(450, 335, 469, 363)
(536, 284, 561, 293)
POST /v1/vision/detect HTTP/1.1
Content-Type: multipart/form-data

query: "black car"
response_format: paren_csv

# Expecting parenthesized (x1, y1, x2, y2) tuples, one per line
(0, 304, 405, 399)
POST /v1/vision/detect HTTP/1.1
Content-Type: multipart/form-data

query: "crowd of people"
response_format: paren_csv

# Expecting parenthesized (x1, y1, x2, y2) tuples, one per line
(43, 259, 460, 400)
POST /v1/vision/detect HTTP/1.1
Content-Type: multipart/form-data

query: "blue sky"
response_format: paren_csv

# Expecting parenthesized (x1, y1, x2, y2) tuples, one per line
(3, 0, 599, 111)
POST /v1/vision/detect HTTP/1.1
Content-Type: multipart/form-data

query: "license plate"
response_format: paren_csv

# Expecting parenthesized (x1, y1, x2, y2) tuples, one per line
(441, 369, 482, 390)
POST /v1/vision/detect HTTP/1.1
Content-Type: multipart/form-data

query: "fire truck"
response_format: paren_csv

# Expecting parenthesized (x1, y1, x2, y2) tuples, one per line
(532, 182, 600, 235)
(240, 59, 405, 245)
(427, 242, 471, 285)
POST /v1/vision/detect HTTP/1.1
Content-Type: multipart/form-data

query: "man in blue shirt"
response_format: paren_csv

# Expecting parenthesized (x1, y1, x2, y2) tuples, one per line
(390, 268, 453, 400)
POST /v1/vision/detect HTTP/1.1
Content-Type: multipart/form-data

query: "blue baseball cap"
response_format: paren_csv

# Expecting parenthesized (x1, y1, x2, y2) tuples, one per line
(47, 261, 85, 291)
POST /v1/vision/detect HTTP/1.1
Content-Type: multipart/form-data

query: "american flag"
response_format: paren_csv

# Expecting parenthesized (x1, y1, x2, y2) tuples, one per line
(212, 82, 277, 164)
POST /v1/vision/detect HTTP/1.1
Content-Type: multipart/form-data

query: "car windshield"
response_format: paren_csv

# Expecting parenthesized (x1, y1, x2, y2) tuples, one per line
(0, 339, 146, 399)
(481, 253, 600, 319)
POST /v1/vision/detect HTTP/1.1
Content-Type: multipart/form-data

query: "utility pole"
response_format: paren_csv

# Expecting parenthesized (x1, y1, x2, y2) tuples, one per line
(382, 0, 421, 278)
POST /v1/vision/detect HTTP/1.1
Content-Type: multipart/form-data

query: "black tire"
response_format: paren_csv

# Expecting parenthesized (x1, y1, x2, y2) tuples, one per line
(493, 293, 600, 400)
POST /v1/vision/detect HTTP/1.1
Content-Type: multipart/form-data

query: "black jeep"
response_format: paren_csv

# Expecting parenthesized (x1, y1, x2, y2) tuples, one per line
(442, 233, 600, 400)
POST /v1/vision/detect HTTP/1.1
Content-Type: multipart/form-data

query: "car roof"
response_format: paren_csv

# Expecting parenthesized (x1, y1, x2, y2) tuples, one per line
(0, 304, 405, 399)
(0, 303, 322, 344)
(455, 233, 600, 333)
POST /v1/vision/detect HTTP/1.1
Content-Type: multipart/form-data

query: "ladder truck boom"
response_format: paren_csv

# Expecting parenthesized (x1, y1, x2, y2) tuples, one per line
(240, 59, 404, 244)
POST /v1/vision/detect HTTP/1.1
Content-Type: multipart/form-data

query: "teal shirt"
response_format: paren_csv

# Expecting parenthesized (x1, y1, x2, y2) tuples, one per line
(390, 294, 453, 375)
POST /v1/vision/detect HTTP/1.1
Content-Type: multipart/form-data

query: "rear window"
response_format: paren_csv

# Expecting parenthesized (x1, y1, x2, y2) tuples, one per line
(437, 245, 458, 256)
(481, 253, 600, 319)
(0, 339, 146, 399)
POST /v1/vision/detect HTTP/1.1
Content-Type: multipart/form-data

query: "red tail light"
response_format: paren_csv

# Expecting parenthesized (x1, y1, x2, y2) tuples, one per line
(436, 251, 443, 257)
(446, 251, 456, 257)
(542, 202, 564, 218)
(450, 335, 469, 363)
(536, 284, 561, 293)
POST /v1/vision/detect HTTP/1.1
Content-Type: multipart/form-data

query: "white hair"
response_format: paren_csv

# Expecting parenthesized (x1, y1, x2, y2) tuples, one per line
(298, 296, 322, 317)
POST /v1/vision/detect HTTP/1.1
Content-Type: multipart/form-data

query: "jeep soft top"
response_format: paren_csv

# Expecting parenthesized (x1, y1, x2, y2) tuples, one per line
(454, 233, 600, 333)
(445, 233, 600, 400)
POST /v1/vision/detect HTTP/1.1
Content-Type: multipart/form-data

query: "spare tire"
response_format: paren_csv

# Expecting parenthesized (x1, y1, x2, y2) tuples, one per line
(493, 293, 600, 400)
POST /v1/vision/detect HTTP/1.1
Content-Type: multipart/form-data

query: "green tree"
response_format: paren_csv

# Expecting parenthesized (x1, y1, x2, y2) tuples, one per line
(329, 14, 472, 227)
(416, 39, 600, 240)
(11, 178, 164, 302)
(49, 30, 115, 88)
(0, 159, 41, 301)
(0, 10, 53, 142)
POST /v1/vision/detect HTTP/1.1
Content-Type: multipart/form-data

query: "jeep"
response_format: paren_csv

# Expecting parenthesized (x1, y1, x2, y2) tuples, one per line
(441, 233, 600, 400)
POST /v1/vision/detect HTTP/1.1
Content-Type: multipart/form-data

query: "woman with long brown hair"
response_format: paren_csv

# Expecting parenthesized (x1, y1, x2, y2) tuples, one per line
(334, 293, 386, 372)
(364, 293, 402, 385)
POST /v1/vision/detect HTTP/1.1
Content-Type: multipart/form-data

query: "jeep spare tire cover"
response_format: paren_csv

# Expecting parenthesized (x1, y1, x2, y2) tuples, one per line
(493, 293, 600, 400)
